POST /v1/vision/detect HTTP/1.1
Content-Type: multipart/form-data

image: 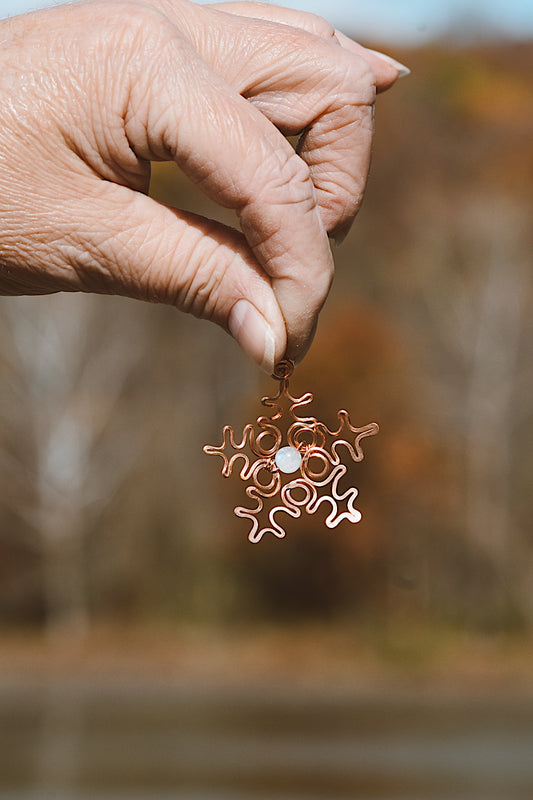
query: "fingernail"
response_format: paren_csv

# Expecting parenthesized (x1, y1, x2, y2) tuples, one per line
(228, 299, 276, 374)
(368, 49, 411, 78)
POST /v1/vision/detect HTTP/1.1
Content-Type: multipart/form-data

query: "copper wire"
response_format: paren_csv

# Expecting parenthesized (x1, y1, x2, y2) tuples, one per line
(204, 361, 378, 542)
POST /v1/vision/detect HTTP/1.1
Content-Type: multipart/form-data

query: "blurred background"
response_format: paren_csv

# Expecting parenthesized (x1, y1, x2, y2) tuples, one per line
(0, 1, 532, 799)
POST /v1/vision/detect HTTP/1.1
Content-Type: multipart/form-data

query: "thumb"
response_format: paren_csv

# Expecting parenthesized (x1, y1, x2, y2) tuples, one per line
(67, 182, 287, 373)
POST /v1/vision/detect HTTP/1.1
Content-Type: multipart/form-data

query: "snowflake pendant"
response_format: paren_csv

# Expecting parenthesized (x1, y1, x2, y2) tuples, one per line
(203, 360, 378, 543)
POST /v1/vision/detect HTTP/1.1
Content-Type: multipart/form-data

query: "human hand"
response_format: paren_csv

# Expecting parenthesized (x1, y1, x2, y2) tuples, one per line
(0, 0, 406, 371)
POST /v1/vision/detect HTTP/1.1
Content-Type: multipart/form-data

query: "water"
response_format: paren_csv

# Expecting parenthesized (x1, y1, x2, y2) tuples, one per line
(1, 679, 532, 799)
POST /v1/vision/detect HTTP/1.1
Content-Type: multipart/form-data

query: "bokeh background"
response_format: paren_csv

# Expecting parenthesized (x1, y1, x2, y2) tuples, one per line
(0, 1, 532, 798)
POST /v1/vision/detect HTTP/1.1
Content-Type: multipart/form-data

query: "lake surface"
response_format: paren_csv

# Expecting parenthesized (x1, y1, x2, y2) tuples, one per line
(1, 678, 532, 799)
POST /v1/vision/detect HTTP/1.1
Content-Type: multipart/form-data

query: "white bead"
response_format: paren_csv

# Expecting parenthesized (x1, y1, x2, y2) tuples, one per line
(275, 446, 302, 474)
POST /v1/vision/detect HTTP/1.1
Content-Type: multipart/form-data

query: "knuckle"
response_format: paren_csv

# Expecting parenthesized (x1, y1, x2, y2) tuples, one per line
(253, 146, 313, 208)
(329, 49, 376, 107)
(294, 11, 336, 40)
(92, 3, 177, 69)
(101, 3, 163, 42)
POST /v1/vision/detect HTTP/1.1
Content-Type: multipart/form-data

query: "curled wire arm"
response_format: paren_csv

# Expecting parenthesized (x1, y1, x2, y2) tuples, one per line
(203, 360, 378, 542)
(306, 464, 362, 527)
(203, 424, 255, 478)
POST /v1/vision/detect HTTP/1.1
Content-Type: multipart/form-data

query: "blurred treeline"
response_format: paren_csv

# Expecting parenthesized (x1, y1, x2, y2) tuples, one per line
(0, 41, 532, 639)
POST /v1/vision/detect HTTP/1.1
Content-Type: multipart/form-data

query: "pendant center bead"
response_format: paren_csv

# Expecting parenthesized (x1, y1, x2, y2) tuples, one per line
(275, 446, 302, 474)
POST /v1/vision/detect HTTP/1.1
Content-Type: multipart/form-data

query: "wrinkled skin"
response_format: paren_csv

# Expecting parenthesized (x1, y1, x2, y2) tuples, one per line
(0, 0, 404, 371)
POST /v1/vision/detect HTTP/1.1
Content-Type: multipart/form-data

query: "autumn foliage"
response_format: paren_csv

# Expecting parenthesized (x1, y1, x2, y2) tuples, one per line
(0, 41, 532, 634)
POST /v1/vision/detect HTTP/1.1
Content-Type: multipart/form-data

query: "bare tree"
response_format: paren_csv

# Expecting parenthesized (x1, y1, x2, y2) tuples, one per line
(0, 293, 148, 638)
(407, 193, 533, 619)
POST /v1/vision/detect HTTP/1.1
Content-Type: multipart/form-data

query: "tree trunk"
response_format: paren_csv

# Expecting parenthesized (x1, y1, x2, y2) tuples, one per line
(40, 508, 89, 641)
(464, 253, 524, 619)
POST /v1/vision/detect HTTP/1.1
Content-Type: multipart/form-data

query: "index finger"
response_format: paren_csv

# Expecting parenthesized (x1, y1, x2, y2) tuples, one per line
(127, 33, 333, 364)
(205, 2, 406, 236)
(196, 6, 376, 238)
